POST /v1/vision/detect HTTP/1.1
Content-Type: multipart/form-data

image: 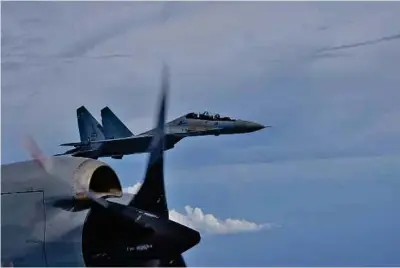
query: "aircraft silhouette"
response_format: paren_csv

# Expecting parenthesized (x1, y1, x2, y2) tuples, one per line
(58, 91, 267, 160)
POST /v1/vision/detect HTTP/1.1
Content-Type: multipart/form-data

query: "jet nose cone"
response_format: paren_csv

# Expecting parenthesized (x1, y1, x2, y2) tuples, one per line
(232, 120, 269, 134)
(252, 123, 266, 131)
(246, 122, 266, 132)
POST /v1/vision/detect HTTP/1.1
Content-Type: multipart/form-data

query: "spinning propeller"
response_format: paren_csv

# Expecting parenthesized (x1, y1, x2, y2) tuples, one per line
(22, 63, 200, 267)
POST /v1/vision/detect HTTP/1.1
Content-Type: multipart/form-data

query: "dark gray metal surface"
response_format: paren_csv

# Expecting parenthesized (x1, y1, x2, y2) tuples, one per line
(1, 191, 46, 266)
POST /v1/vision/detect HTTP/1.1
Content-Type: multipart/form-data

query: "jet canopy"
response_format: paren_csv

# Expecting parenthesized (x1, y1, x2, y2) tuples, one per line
(185, 111, 236, 121)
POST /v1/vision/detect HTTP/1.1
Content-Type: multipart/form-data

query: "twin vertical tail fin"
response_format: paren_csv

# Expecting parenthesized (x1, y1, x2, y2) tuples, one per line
(77, 106, 105, 143)
(101, 107, 134, 139)
(56, 106, 104, 158)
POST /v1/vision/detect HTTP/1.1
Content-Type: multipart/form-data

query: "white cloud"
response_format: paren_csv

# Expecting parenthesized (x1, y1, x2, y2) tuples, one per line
(169, 206, 273, 235)
(123, 182, 272, 235)
(123, 182, 142, 194)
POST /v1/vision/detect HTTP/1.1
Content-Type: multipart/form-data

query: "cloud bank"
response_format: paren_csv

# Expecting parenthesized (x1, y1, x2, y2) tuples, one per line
(123, 182, 270, 235)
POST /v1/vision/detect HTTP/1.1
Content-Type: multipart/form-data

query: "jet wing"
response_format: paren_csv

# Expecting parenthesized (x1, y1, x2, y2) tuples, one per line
(60, 132, 189, 149)
(59, 127, 221, 148)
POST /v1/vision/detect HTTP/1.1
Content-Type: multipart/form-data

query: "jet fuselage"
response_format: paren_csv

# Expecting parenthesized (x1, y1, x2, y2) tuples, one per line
(59, 110, 267, 159)
(72, 115, 265, 159)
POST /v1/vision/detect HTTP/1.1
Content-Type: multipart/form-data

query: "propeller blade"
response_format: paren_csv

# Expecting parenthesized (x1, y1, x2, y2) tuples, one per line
(128, 63, 170, 217)
(21, 134, 94, 200)
(84, 190, 110, 208)
(147, 62, 169, 154)
(22, 134, 54, 174)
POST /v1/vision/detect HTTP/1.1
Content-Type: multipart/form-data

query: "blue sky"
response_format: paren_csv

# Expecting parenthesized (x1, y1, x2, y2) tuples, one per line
(2, 1, 400, 266)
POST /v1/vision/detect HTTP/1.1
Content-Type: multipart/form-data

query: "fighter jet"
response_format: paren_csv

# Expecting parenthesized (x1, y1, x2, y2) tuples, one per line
(1, 64, 200, 267)
(58, 99, 268, 160)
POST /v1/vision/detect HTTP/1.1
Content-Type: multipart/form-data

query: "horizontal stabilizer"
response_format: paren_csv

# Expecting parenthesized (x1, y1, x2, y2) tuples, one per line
(59, 142, 87, 147)
(54, 147, 80, 156)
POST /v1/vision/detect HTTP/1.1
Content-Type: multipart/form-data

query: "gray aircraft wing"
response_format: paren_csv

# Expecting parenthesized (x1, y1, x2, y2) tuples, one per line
(59, 134, 182, 153)
(59, 127, 222, 148)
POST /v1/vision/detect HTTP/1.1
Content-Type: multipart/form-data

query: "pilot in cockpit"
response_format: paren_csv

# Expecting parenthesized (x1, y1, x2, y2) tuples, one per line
(187, 111, 233, 121)
(199, 111, 208, 120)
(205, 111, 215, 120)
(186, 112, 198, 119)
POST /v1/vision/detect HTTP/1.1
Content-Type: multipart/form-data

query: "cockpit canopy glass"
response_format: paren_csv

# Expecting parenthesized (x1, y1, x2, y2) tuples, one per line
(185, 111, 235, 121)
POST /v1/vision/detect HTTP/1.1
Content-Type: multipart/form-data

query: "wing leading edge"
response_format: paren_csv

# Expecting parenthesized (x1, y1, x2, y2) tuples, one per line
(59, 128, 218, 148)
